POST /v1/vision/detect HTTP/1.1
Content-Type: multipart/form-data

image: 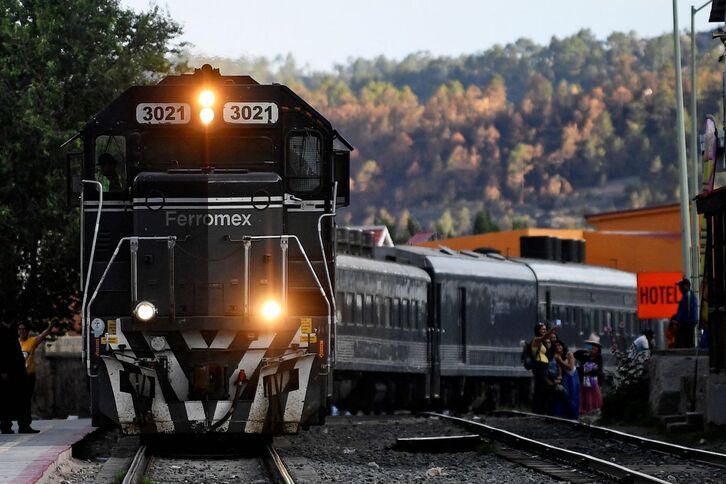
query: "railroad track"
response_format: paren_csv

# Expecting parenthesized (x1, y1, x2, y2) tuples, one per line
(485, 411, 725, 482)
(122, 442, 295, 484)
(423, 412, 724, 483)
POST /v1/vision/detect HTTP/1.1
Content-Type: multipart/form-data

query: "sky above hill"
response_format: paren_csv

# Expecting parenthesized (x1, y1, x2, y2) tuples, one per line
(122, 0, 718, 70)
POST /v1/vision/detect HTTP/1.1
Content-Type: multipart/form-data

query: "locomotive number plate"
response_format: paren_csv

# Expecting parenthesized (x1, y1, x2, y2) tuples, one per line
(223, 102, 279, 124)
(135, 103, 191, 124)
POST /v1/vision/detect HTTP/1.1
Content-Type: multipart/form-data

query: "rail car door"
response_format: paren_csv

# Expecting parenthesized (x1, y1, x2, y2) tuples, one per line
(428, 282, 442, 399)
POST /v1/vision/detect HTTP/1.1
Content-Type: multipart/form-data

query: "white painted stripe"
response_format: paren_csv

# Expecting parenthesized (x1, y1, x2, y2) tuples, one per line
(147, 366, 175, 433)
(84, 200, 129, 206)
(282, 354, 315, 431)
(181, 330, 208, 349)
(209, 330, 237, 349)
(161, 349, 189, 401)
(287, 207, 325, 212)
(101, 357, 136, 425)
(132, 204, 283, 210)
(211, 401, 233, 432)
(133, 197, 283, 203)
(184, 401, 205, 422)
(83, 208, 129, 212)
(249, 333, 276, 349)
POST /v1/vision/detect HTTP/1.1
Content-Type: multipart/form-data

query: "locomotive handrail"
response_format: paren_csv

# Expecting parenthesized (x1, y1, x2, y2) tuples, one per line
(227, 234, 332, 375)
(317, 182, 338, 397)
(80, 180, 103, 366)
(84, 235, 176, 377)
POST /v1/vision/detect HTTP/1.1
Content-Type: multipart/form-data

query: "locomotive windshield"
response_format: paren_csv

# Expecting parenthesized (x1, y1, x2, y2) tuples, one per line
(287, 132, 321, 192)
(138, 134, 277, 170)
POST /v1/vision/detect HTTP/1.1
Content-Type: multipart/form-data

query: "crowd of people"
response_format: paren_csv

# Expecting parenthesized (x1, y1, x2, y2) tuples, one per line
(528, 322, 608, 419)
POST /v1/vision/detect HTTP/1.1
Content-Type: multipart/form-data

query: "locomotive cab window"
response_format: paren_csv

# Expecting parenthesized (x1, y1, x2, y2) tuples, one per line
(95, 135, 126, 192)
(287, 132, 321, 192)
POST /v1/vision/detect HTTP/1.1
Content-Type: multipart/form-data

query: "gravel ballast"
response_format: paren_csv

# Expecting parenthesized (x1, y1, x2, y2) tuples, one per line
(277, 415, 557, 483)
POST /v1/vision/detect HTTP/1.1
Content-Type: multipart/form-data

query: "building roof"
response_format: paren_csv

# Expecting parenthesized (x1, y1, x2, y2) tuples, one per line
(345, 225, 394, 247)
(407, 231, 437, 244)
(584, 203, 679, 224)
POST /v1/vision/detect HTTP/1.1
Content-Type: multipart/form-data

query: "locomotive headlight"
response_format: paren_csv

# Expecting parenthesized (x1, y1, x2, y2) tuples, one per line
(200, 107, 215, 124)
(198, 89, 215, 107)
(134, 301, 157, 321)
(261, 300, 282, 321)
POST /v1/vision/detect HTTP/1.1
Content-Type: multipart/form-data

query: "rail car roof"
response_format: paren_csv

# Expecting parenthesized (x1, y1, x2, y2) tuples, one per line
(516, 258, 636, 290)
(337, 254, 431, 282)
(375, 246, 536, 283)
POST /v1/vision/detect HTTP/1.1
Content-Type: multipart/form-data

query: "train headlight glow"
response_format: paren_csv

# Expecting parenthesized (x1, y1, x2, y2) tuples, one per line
(198, 89, 215, 107)
(261, 300, 282, 321)
(200, 107, 215, 124)
(134, 301, 157, 321)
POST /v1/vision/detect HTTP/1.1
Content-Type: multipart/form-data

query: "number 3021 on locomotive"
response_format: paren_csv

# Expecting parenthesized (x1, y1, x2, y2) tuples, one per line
(66, 64, 352, 435)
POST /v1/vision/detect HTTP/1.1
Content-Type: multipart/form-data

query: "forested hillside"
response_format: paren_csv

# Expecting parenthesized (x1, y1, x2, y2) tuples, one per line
(191, 30, 724, 240)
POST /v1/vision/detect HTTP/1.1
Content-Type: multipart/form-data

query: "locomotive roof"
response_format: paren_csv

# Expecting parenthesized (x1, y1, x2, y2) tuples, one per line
(516, 257, 636, 290)
(376, 246, 536, 283)
(337, 254, 431, 282)
(82, 64, 339, 135)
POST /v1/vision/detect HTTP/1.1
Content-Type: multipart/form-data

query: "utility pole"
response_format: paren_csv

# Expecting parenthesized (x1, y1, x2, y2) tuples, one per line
(674, 0, 694, 280)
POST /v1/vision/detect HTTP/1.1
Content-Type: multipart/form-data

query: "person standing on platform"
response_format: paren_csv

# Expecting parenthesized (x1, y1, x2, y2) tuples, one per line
(17, 322, 53, 433)
(674, 278, 698, 349)
(580, 333, 604, 415)
(1, 320, 25, 434)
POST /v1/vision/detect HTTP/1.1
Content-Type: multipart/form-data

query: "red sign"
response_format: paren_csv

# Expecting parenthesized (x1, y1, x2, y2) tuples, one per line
(637, 272, 683, 319)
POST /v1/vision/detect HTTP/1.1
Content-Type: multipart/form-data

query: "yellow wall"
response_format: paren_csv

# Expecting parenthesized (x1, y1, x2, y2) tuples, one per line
(416, 204, 685, 273)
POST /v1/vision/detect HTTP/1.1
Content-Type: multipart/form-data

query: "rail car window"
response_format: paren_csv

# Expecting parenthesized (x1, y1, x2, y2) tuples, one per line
(354, 294, 363, 326)
(375, 296, 383, 327)
(336, 292, 343, 324)
(364, 295, 373, 326)
(95, 135, 126, 192)
(412, 300, 419, 329)
(392, 298, 401, 328)
(287, 133, 321, 192)
(344, 293, 353, 325)
(139, 135, 276, 169)
(402, 299, 410, 329)
(383, 298, 391, 327)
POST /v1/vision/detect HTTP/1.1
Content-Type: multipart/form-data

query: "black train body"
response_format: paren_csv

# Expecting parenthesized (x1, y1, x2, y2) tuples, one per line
(75, 65, 351, 435)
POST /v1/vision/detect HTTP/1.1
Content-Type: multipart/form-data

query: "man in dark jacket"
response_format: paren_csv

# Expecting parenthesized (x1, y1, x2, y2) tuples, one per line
(0, 319, 25, 433)
(674, 278, 699, 348)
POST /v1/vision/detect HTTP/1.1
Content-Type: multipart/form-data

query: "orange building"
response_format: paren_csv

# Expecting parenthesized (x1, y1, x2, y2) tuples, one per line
(416, 204, 684, 274)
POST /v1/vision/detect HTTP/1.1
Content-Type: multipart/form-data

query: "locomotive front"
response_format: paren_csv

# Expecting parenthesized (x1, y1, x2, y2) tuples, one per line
(72, 65, 351, 434)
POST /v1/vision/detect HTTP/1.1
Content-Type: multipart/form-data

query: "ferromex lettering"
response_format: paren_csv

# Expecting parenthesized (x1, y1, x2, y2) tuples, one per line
(165, 211, 252, 227)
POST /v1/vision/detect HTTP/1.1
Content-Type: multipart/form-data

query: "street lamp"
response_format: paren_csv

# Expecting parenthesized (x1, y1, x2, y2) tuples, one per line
(690, 0, 712, 299)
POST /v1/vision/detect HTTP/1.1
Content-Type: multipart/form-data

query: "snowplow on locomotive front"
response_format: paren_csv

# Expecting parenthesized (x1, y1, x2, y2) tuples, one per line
(69, 64, 351, 435)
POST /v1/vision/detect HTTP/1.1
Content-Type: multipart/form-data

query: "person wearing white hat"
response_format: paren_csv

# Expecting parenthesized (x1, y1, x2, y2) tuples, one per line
(580, 332, 604, 415)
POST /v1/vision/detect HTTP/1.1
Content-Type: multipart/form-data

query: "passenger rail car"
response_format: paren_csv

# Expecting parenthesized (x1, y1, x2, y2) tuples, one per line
(334, 255, 431, 412)
(70, 65, 351, 435)
(333, 246, 638, 412)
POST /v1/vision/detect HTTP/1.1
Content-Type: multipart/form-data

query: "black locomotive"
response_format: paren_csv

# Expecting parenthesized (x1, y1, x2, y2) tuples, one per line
(333, 243, 638, 412)
(70, 65, 351, 434)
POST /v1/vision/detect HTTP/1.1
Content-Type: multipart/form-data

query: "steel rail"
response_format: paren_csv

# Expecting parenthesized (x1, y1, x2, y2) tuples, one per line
(422, 412, 668, 484)
(122, 445, 149, 484)
(490, 410, 726, 468)
(265, 444, 295, 484)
